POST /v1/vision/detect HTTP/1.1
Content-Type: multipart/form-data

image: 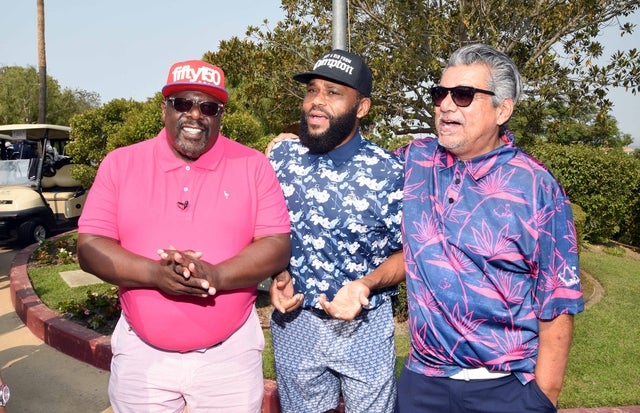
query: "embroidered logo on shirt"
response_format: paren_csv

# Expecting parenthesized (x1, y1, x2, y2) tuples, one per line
(560, 265, 581, 287)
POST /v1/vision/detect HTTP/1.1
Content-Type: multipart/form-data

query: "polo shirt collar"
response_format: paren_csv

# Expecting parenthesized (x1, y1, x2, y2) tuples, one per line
(439, 130, 517, 181)
(155, 128, 226, 171)
(307, 130, 363, 166)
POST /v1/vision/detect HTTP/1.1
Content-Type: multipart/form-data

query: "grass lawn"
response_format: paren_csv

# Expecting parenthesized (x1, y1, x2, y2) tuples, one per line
(26, 238, 640, 409)
(561, 245, 640, 408)
(28, 262, 115, 306)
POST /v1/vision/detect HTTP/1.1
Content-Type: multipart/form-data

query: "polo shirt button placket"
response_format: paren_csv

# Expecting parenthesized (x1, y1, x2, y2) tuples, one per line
(446, 173, 462, 205)
(179, 164, 191, 213)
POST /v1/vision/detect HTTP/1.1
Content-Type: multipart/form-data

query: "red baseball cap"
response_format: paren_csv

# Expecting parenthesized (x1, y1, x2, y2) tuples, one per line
(161, 60, 228, 104)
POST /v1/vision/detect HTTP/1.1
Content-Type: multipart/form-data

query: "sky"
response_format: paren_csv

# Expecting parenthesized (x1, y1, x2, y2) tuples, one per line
(2, 1, 639, 147)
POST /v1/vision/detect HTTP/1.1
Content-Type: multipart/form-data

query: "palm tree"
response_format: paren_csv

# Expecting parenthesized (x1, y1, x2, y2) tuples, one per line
(37, 0, 46, 123)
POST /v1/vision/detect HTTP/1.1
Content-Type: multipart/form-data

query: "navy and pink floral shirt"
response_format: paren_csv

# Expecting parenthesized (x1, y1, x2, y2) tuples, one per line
(269, 132, 404, 310)
(396, 131, 584, 384)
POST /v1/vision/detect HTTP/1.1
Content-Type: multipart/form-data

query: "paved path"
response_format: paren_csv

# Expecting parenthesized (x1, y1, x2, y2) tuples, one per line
(0, 243, 113, 413)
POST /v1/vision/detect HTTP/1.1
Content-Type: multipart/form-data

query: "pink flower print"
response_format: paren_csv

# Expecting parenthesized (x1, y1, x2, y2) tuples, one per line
(484, 327, 536, 369)
(410, 210, 445, 256)
(429, 249, 476, 275)
(564, 219, 579, 254)
(466, 221, 523, 262)
(470, 168, 526, 204)
(468, 269, 526, 306)
(446, 302, 490, 347)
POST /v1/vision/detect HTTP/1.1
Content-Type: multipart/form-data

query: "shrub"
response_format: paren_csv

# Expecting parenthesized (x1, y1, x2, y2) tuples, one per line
(528, 143, 640, 243)
(221, 110, 267, 151)
(571, 203, 587, 249)
(31, 237, 78, 266)
(393, 281, 408, 322)
(59, 288, 121, 333)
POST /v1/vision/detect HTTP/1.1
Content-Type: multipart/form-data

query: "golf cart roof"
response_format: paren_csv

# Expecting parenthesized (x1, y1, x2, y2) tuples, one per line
(0, 124, 71, 141)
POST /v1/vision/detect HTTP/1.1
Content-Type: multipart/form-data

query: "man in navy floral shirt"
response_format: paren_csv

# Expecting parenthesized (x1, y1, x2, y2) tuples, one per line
(268, 49, 404, 413)
(395, 43, 584, 413)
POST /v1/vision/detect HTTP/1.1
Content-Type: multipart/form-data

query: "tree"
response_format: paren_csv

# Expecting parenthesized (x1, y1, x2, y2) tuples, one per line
(65, 98, 152, 188)
(0, 65, 99, 126)
(205, 0, 639, 147)
(203, 36, 303, 136)
(37, 0, 47, 123)
(510, 101, 634, 148)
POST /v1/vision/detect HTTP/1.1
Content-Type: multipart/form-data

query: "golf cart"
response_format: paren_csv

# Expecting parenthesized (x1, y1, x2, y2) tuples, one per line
(0, 124, 86, 246)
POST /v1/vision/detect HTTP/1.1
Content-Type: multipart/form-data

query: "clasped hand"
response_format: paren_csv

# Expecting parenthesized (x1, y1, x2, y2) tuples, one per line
(157, 246, 217, 297)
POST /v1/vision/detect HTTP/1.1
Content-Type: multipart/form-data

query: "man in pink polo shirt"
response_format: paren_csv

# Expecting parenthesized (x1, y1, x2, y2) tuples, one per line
(77, 59, 291, 413)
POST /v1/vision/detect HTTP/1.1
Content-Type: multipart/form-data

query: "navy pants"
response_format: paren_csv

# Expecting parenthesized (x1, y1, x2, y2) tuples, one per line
(396, 368, 557, 413)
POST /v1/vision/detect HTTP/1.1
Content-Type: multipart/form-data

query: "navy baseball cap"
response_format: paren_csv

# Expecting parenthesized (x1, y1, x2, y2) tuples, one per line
(293, 49, 373, 97)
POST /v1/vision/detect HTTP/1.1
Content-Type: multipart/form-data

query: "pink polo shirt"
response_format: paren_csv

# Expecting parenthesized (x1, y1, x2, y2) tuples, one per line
(78, 129, 290, 351)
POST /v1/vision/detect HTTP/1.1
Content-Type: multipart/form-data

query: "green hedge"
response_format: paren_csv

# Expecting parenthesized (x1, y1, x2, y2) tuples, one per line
(526, 143, 640, 245)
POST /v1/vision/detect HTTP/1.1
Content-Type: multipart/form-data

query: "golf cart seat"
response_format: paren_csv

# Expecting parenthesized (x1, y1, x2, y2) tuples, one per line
(41, 164, 85, 217)
(41, 163, 81, 190)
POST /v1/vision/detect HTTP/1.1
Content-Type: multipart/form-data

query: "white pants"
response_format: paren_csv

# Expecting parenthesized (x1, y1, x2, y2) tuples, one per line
(109, 307, 264, 413)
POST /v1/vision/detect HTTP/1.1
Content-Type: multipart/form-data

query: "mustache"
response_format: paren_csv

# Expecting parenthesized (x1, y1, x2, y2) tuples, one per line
(306, 105, 331, 118)
(178, 118, 206, 129)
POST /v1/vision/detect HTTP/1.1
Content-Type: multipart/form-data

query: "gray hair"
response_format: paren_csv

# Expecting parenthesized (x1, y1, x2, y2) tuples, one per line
(446, 43, 523, 106)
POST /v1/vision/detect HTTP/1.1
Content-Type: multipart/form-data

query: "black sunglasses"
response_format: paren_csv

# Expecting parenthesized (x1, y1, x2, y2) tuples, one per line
(429, 86, 495, 107)
(167, 97, 223, 117)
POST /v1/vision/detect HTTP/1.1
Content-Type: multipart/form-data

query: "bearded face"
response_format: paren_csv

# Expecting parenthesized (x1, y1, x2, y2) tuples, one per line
(298, 101, 360, 154)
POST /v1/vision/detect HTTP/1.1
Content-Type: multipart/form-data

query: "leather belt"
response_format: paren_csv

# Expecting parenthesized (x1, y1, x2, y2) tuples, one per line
(449, 367, 511, 381)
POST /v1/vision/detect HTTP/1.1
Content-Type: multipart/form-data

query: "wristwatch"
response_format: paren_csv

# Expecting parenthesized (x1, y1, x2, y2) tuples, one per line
(0, 383, 9, 407)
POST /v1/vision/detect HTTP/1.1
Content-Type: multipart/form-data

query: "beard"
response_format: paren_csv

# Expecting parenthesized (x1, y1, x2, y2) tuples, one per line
(175, 135, 208, 159)
(298, 103, 359, 154)
(171, 119, 214, 160)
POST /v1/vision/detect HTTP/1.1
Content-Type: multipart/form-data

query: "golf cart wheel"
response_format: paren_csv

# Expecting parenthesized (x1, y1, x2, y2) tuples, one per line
(17, 220, 47, 246)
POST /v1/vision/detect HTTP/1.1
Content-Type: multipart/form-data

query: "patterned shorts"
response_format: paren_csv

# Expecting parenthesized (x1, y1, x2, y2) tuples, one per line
(270, 301, 397, 413)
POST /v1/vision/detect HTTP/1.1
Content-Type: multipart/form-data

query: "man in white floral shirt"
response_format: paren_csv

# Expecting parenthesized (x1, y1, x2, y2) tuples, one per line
(268, 49, 404, 413)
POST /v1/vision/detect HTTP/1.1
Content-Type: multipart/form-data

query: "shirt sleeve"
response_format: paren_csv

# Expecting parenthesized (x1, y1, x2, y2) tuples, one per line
(385, 158, 404, 253)
(78, 151, 120, 240)
(253, 152, 291, 238)
(534, 175, 584, 319)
